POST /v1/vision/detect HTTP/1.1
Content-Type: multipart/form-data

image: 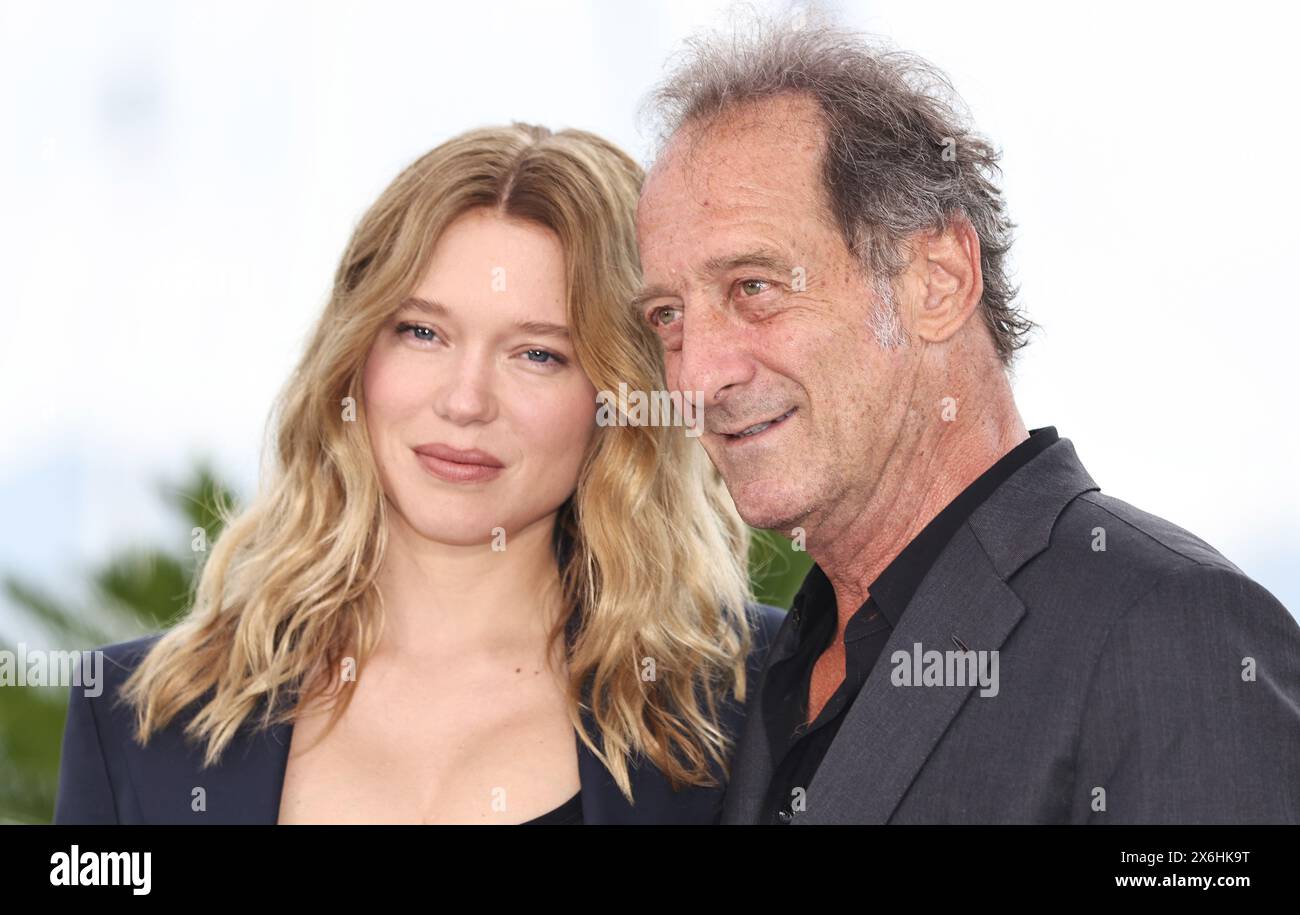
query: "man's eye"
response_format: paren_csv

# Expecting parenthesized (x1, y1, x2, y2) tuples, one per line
(650, 306, 681, 327)
(738, 279, 771, 296)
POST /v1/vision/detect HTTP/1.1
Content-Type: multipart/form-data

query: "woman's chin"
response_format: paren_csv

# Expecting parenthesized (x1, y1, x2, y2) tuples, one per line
(402, 520, 504, 548)
(382, 499, 501, 547)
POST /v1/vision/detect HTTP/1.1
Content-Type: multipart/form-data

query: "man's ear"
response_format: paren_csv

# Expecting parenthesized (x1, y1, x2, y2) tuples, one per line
(908, 218, 983, 345)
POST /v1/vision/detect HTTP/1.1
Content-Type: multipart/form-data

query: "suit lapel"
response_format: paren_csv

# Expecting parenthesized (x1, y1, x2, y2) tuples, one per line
(147, 678, 717, 824)
(578, 684, 755, 824)
(163, 709, 650, 825)
(196, 699, 649, 825)
(771, 438, 1100, 825)
(127, 702, 292, 824)
(793, 524, 1024, 823)
(230, 718, 293, 824)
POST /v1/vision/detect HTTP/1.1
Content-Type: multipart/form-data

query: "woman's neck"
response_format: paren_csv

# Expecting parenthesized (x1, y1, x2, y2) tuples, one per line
(372, 510, 564, 660)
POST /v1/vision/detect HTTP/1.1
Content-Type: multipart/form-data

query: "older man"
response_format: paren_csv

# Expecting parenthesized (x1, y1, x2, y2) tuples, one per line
(634, 19, 1300, 824)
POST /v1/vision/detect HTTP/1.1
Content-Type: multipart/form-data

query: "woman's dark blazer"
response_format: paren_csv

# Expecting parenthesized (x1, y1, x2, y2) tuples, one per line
(53, 602, 786, 824)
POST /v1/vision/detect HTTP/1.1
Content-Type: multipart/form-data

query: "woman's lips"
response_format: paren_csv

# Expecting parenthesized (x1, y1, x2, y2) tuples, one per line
(412, 444, 504, 483)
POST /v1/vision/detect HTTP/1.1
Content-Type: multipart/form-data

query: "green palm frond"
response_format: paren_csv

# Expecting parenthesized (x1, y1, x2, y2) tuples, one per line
(0, 462, 243, 824)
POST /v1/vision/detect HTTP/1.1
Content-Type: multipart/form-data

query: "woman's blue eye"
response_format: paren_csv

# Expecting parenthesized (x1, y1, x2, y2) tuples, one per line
(524, 348, 563, 365)
(394, 322, 562, 366)
(397, 322, 437, 342)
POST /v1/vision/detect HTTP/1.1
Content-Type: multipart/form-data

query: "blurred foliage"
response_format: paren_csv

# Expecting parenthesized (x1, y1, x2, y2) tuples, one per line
(0, 461, 809, 824)
(0, 463, 236, 824)
(749, 528, 813, 611)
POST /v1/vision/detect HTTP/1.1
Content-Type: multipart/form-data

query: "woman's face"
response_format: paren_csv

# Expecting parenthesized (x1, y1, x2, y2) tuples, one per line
(362, 208, 597, 547)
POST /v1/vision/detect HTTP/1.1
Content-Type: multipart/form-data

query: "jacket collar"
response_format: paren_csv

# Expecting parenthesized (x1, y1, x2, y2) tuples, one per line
(184, 719, 712, 825)
(722, 436, 1099, 824)
(143, 667, 724, 824)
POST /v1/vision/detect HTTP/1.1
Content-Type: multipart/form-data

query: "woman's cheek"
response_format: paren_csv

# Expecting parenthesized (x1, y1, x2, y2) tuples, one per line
(531, 390, 589, 471)
(367, 349, 423, 422)
(361, 354, 410, 472)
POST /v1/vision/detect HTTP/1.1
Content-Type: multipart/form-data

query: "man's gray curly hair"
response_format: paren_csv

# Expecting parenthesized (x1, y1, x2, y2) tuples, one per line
(641, 13, 1033, 364)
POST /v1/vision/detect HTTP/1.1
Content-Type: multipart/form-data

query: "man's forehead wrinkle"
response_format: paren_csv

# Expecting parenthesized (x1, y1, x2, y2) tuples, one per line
(642, 130, 714, 215)
(674, 132, 728, 202)
(639, 102, 841, 288)
(732, 178, 794, 204)
(672, 147, 785, 215)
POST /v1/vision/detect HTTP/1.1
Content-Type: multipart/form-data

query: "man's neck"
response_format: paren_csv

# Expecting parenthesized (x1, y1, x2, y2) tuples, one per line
(807, 393, 1027, 628)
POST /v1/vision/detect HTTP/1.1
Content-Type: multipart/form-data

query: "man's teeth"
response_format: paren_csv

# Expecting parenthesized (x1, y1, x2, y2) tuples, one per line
(733, 408, 793, 437)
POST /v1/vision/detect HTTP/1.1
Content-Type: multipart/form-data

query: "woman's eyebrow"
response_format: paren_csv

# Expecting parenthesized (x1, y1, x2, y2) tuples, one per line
(399, 296, 448, 316)
(513, 320, 570, 340)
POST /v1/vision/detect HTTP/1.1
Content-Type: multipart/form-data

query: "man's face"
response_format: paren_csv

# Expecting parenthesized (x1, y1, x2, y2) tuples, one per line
(635, 93, 916, 534)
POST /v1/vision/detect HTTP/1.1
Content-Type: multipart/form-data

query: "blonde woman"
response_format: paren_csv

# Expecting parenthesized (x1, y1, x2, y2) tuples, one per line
(53, 124, 784, 825)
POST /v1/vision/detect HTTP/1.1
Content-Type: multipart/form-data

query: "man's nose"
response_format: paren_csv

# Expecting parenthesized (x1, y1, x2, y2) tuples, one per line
(675, 306, 755, 408)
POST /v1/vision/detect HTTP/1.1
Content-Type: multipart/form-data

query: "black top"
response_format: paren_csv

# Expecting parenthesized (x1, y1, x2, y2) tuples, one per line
(760, 427, 1060, 824)
(521, 790, 583, 825)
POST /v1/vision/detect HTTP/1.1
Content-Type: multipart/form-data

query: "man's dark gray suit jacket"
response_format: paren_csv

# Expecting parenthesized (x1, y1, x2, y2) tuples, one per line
(722, 437, 1300, 824)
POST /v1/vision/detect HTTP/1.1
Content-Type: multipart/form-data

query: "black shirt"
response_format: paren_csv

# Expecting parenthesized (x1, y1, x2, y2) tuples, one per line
(760, 427, 1060, 824)
(521, 790, 583, 825)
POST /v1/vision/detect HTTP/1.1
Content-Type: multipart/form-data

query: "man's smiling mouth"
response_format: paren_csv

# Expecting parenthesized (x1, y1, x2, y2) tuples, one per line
(721, 407, 797, 440)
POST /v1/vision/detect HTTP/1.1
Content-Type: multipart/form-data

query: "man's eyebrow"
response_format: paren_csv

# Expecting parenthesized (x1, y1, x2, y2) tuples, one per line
(630, 247, 795, 312)
(630, 284, 677, 312)
(397, 296, 569, 340)
(699, 248, 793, 277)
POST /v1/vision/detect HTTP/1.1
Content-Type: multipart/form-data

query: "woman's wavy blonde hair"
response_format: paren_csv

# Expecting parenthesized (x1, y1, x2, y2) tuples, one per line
(119, 123, 755, 801)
